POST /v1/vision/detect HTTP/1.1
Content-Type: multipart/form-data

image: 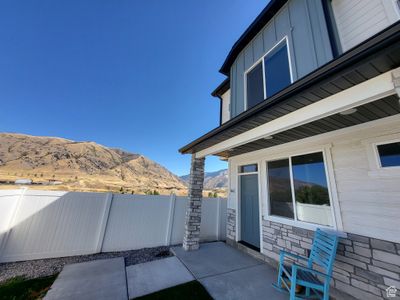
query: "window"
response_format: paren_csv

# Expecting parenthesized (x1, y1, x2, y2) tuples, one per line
(264, 43, 291, 97)
(246, 63, 264, 109)
(377, 142, 400, 167)
(267, 159, 294, 219)
(239, 164, 258, 173)
(267, 152, 333, 227)
(245, 39, 291, 110)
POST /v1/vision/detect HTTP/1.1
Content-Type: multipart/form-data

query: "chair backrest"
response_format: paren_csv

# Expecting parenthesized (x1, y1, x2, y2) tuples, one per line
(307, 228, 339, 276)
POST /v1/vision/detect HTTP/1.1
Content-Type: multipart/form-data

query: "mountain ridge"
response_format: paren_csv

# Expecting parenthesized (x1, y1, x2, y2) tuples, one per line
(180, 169, 228, 190)
(0, 133, 186, 194)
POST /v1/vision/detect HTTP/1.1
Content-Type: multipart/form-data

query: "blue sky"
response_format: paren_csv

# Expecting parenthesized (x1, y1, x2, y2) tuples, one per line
(0, 0, 268, 176)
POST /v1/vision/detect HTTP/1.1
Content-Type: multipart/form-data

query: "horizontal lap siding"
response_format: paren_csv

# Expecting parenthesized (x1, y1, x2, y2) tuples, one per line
(230, 0, 332, 118)
(331, 0, 398, 52)
(329, 119, 400, 242)
(229, 116, 400, 243)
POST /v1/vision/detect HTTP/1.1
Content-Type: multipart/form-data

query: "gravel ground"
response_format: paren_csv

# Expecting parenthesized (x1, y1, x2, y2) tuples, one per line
(0, 246, 171, 284)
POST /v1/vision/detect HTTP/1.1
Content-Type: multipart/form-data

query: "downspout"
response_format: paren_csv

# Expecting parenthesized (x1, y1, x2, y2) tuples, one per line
(322, 0, 342, 58)
(218, 95, 223, 126)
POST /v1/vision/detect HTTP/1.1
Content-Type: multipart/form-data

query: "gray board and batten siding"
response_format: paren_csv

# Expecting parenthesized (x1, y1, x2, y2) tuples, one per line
(230, 0, 333, 118)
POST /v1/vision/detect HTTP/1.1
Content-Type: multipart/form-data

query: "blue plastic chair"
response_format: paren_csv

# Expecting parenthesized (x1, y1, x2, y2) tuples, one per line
(273, 228, 339, 300)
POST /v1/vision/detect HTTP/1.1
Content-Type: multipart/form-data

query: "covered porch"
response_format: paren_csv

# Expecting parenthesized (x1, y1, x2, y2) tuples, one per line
(181, 64, 400, 254)
(179, 25, 400, 299)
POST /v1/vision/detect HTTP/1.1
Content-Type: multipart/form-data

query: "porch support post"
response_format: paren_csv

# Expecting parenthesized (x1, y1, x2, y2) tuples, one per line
(393, 68, 400, 97)
(183, 154, 205, 251)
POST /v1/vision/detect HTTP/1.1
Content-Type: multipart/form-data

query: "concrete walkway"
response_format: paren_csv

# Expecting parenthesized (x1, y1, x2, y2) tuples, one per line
(172, 242, 288, 300)
(46, 242, 288, 299)
(126, 256, 194, 299)
(45, 258, 128, 300)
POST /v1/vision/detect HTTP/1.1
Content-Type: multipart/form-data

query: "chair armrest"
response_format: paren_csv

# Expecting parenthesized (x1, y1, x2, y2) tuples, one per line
(292, 264, 331, 280)
(280, 250, 308, 262)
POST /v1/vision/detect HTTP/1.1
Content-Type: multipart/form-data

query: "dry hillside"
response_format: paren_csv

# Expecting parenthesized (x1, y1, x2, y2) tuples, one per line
(0, 133, 187, 194)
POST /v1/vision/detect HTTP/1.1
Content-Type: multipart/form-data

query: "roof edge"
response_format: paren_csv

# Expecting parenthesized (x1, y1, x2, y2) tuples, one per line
(211, 78, 230, 99)
(179, 21, 400, 154)
(219, 0, 288, 75)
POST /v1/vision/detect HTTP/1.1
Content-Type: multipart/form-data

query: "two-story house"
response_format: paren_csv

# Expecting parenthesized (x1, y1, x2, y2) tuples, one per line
(180, 1, 400, 299)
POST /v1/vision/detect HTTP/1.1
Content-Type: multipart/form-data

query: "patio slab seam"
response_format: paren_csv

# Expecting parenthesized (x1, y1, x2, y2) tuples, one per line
(173, 252, 264, 281)
(125, 256, 194, 299)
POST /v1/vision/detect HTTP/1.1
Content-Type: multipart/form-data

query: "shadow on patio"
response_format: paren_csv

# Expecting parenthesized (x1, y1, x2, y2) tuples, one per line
(172, 242, 287, 300)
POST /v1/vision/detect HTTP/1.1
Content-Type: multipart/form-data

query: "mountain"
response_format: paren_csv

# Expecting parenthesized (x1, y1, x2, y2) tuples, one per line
(180, 169, 228, 190)
(0, 133, 186, 193)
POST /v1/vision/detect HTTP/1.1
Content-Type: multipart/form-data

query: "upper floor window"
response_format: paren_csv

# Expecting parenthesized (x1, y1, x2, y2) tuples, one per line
(245, 39, 292, 110)
(377, 141, 400, 168)
(246, 62, 264, 109)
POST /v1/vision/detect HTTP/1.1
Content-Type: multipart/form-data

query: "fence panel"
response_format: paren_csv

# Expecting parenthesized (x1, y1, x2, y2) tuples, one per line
(0, 190, 227, 263)
(169, 196, 188, 245)
(0, 190, 109, 262)
(101, 194, 172, 252)
(0, 189, 24, 252)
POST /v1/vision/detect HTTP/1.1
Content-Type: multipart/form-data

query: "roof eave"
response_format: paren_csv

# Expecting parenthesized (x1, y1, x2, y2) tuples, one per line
(179, 21, 400, 155)
(211, 78, 230, 99)
(219, 0, 288, 75)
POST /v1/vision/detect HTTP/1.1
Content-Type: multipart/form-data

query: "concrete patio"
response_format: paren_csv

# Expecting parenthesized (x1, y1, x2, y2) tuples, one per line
(172, 242, 287, 300)
(44, 242, 290, 299)
(45, 257, 128, 300)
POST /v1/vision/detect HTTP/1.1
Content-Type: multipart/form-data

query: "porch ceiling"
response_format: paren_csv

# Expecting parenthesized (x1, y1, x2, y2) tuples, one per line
(179, 22, 400, 156)
(215, 95, 400, 157)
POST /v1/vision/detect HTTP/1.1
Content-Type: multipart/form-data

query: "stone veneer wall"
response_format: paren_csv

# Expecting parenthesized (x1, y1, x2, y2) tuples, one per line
(226, 208, 236, 241)
(262, 220, 400, 300)
(182, 156, 205, 251)
(225, 211, 400, 299)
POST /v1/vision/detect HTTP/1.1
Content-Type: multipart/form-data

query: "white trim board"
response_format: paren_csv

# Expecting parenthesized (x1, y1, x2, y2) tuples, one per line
(231, 145, 343, 233)
(195, 69, 397, 158)
(228, 116, 400, 241)
(227, 115, 400, 163)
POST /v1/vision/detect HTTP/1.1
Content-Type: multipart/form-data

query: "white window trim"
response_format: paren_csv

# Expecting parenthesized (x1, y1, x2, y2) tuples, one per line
(262, 147, 339, 231)
(243, 36, 293, 111)
(230, 143, 343, 232)
(374, 139, 400, 169)
(363, 133, 400, 178)
(237, 163, 258, 175)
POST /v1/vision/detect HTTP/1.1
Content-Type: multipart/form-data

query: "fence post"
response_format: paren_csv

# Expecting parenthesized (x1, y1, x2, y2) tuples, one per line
(165, 193, 176, 246)
(96, 192, 113, 253)
(216, 197, 221, 241)
(0, 188, 27, 261)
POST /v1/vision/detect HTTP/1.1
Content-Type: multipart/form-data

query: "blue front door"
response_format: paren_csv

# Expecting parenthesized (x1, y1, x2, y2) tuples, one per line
(240, 174, 260, 249)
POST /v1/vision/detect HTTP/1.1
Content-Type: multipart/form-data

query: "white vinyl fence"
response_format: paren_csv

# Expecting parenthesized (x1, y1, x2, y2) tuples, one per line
(0, 189, 227, 263)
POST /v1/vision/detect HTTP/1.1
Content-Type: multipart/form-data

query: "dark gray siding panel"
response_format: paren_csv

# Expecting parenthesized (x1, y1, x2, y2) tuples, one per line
(274, 5, 291, 41)
(307, 0, 333, 66)
(289, 0, 318, 78)
(236, 53, 245, 116)
(230, 0, 333, 118)
(262, 20, 277, 53)
(230, 62, 237, 117)
(253, 32, 264, 61)
(244, 45, 253, 70)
